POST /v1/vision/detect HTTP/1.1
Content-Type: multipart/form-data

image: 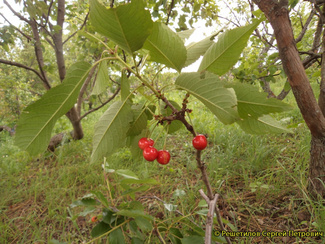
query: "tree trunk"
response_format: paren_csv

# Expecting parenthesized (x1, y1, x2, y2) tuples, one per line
(309, 136, 325, 198)
(66, 106, 83, 140)
(252, 0, 325, 197)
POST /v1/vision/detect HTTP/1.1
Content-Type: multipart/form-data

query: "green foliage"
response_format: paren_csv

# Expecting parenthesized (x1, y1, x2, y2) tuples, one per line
(143, 22, 187, 72)
(15, 62, 91, 155)
(199, 19, 262, 75)
(175, 72, 239, 124)
(89, 0, 153, 54)
(91, 100, 133, 163)
(230, 83, 292, 118)
(91, 61, 110, 95)
(184, 32, 219, 67)
(237, 115, 293, 134)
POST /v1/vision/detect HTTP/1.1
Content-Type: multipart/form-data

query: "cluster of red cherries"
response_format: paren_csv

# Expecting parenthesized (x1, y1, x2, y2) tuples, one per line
(138, 134, 207, 165)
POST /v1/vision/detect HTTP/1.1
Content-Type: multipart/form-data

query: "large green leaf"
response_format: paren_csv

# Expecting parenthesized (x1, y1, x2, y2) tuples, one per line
(175, 73, 239, 124)
(184, 32, 219, 67)
(236, 115, 292, 134)
(230, 83, 292, 119)
(15, 62, 91, 155)
(109, 228, 125, 244)
(91, 221, 111, 238)
(91, 100, 133, 163)
(127, 104, 149, 136)
(91, 60, 109, 95)
(198, 20, 261, 75)
(89, 0, 153, 54)
(143, 22, 187, 72)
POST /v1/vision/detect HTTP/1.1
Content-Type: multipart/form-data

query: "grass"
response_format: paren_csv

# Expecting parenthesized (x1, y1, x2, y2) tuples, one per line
(1, 93, 325, 243)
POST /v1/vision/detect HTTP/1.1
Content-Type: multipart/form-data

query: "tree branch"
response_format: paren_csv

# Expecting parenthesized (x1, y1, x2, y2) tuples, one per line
(166, 0, 175, 25)
(63, 12, 89, 45)
(79, 86, 121, 121)
(252, 0, 325, 138)
(3, 0, 30, 24)
(295, 8, 316, 43)
(52, 0, 66, 81)
(0, 58, 45, 83)
(30, 20, 51, 90)
(77, 64, 97, 116)
(0, 13, 32, 41)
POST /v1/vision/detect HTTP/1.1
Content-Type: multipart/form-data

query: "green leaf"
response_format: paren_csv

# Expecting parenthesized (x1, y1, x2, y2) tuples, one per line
(70, 198, 99, 208)
(199, 20, 261, 75)
(92, 61, 109, 95)
(175, 73, 239, 124)
(89, 0, 153, 54)
(143, 22, 187, 72)
(91, 100, 133, 163)
(121, 72, 131, 101)
(109, 228, 125, 244)
(91, 221, 111, 238)
(131, 237, 145, 244)
(127, 133, 146, 160)
(177, 28, 195, 42)
(90, 191, 109, 208)
(169, 228, 183, 244)
(230, 83, 292, 119)
(185, 32, 219, 67)
(102, 208, 116, 225)
(181, 236, 204, 244)
(117, 210, 154, 220)
(135, 216, 153, 232)
(15, 62, 91, 155)
(122, 185, 150, 197)
(127, 104, 149, 136)
(115, 169, 139, 179)
(236, 115, 292, 134)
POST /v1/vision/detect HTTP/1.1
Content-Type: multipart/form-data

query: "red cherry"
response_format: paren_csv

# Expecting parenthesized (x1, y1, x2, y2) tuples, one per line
(91, 216, 98, 222)
(157, 150, 170, 165)
(143, 146, 158, 161)
(192, 134, 207, 150)
(138, 138, 154, 150)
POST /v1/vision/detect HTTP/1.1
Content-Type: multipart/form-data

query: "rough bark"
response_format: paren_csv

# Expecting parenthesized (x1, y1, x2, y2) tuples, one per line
(53, 0, 66, 81)
(66, 106, 84, 140)
(48, 132, 65, 151)
(252, 0, 325, 196)
(309, 136, 325, 198)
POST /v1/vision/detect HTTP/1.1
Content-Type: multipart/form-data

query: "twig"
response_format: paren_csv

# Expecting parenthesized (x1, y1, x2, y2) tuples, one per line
(199, 190, 219, 244)
(78, 86, 121, 121)
(63, 12, 89, 45)
(0, 13, 32, 41)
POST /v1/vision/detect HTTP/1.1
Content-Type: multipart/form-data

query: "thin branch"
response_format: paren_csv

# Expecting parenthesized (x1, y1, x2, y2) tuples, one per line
(295, 8, 316, 43)
(166, 0, 175, 25)
(3, 0, 30, 24)
(79, 86, 121, 121)
(39, 0, 54, 28)
(77, 64, 97, 116)
(199, 190, 219, 244)
(0, 13, 32, 41)
(63, 12, 89, 45)
(30, 20, 51, 89)
(0, 58, 45, 83)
